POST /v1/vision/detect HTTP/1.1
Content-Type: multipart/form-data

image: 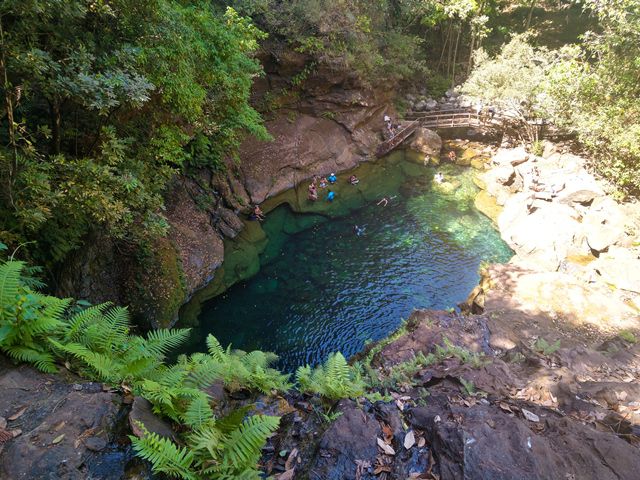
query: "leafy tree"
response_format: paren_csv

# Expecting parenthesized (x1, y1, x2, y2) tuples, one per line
(541, 0, 640, 193)
(0, 1, 268, 272)
(462, 35, 556, 143)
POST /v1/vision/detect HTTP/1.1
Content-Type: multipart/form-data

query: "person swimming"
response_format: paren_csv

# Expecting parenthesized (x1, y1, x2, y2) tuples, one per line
(327, 190, 335, 202)
(328, 173, 337, 184)
(349, 175, 359, 185)
(434, 172, 444, 183)
(354, 225, 366, 236)
(319, 177, 328, 188)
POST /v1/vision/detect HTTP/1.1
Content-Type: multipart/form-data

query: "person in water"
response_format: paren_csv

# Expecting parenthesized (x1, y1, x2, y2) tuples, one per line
(319, 177, 328, 188)
(349, 175, 359, 185)
(328, 172, 337, 184)
(354, 225, 366, 236)
(327, 190, 335, 202)
(434, 172, 444, 183)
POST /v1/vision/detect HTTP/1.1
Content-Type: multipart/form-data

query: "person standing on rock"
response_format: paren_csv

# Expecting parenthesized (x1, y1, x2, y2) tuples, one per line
(308, 183, 318, 202)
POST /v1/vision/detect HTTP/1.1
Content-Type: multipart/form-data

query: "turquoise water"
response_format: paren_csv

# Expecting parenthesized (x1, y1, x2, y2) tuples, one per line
(183, 159, 512, 371)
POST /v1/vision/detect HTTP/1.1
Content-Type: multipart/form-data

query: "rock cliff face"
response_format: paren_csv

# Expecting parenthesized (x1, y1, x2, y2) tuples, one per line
(58, 45, 393, 327)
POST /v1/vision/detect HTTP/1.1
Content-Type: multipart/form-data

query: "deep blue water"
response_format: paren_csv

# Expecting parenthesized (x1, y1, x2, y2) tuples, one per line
(184, 163, 512, 371)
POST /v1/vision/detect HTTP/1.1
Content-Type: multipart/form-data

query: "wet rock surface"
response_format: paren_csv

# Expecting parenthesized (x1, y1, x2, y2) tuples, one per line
(0, 358, 142, 480)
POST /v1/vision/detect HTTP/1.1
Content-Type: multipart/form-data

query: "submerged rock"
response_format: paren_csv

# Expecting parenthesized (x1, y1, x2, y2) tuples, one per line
(408, 128, 442, 164)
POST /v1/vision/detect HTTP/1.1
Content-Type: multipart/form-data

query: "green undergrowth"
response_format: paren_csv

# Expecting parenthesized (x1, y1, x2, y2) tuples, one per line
(0, 253, 367, 479)
(359, 335, 490, 393)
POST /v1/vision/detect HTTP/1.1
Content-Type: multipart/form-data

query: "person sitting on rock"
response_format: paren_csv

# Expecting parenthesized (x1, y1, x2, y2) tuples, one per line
(328, 172, 337, 184)
(448, 151, 457, 161)
(251, 204, 265, 221)
(319, 177, 328, 188)
(349, 175, 360, 185)
(327, 190, 336, 202)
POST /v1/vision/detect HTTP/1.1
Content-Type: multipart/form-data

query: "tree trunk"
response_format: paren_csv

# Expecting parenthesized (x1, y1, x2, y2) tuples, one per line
(437, 23, 452, 73)
(451, 26, 462, 88)
(0, 17, 17, 205)
(525, 0, 536, 29)
(467, 27, 477, 76)
(51, 98, 62, 155)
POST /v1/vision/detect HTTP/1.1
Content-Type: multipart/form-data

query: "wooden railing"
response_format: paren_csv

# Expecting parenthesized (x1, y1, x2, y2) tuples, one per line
(375, 120, 419, 157)
(376, 108, 556, 157)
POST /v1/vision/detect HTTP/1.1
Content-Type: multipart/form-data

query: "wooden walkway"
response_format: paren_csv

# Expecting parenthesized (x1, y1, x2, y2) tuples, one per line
(376, 109, 484, 157)
(375, 108, 545, 157)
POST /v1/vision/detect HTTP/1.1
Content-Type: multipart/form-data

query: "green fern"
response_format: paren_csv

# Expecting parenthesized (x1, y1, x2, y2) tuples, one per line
(130, 425, 197, 480)
(296, 352, 365, 400)
(183, 395, 214, 430)
(220, 414, 280, 472)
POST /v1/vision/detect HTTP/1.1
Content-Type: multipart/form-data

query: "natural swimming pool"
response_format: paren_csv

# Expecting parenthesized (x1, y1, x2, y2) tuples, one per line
(179, 152, 513, 371)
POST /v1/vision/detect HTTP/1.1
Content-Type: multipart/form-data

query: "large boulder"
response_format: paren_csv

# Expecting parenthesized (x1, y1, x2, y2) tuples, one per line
(493, 146, 529, 166)
(408, 127, 442, 162)
(592, 246, 640, 293)
(308, 400, 380, 480)
(409, 396, 640, 480)
(499, 199, 581, 271)
(583, 197, 627, 252)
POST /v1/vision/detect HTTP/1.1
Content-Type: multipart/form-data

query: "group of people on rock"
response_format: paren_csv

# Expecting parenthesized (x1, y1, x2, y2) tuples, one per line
(307, 172, 360, 202)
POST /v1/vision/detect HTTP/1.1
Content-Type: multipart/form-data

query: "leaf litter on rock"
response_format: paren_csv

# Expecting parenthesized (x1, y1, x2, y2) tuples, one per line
(404, 430, 416, 449)
(8, 406, 27, 421)
(377, 437, 396, 455)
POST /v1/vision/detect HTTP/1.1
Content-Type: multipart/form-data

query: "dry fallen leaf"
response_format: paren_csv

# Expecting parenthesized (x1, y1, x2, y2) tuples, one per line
(277, 469, 295, 480)
(374, 464, 392, 475)
(404, 430, 416, 449)
(52, 434, 65, 445)
(522, 409, 540, 422)
(8, 406, 27, 421)
(382, 423, 394, 443)
(499, 402, 513, 413)
(377, 437, 396, 455)
(285, 448, 299, 471)
(0, 429, 13, 443)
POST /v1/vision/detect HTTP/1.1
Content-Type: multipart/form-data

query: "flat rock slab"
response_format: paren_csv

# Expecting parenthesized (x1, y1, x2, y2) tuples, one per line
(0, 358, 128, 480)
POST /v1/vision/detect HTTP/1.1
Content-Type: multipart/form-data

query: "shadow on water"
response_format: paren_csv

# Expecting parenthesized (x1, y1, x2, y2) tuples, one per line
(179, 152, 513, 371)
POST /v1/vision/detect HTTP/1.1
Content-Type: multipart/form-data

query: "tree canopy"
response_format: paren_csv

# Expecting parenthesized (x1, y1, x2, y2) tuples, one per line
(0, 0, 268, 266)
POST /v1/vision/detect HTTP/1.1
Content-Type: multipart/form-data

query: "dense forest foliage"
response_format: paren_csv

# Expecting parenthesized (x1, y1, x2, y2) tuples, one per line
(0, 0, 267, 271)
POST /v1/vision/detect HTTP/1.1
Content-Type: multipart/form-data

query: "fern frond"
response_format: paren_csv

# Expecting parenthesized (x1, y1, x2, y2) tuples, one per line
(206, 334, 226, 362)
(215, 406, 252, 435)
(52, 340, 120, 382)
(144, 328, 191, 359)
(183, 395, 214, 430)
(0, 260, 24, 313)
(187, 424, 225, 460)
(94, 306, 130, 352)
(62, 303, 111, 342)
(130, 426, 196, 480)
(222, 415, 280, 470)
(4, 345, 58, 373)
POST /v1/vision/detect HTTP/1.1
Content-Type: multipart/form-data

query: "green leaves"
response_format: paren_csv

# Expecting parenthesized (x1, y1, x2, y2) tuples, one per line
(296, 352, 365, 401)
